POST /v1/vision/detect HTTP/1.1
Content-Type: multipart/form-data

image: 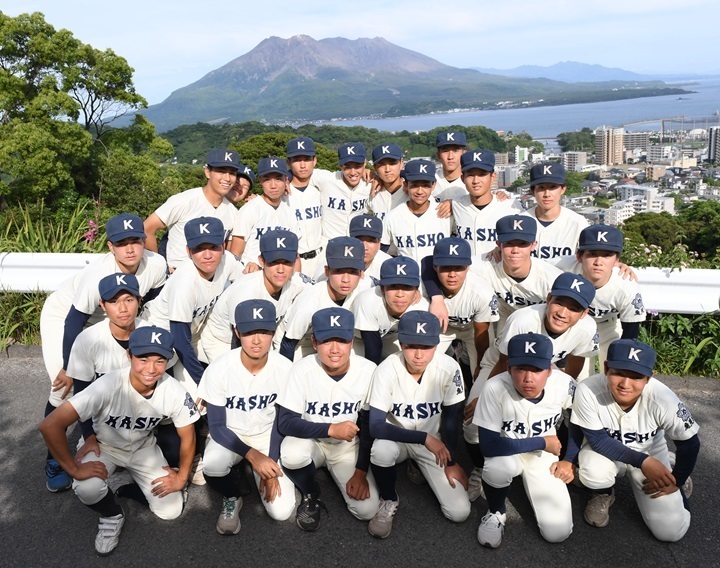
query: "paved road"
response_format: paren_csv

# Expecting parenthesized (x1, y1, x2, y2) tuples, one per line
(2, 347, 719, 567)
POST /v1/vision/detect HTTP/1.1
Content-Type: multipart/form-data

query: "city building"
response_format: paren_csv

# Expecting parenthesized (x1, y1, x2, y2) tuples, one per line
(514, 146, 530, 164)
(595, 126, 625, 166)
(648, 144, 672, 163)
(708, 126, 720, 163)
(623, 131, 650, 152)
(562, 151, 587, 172)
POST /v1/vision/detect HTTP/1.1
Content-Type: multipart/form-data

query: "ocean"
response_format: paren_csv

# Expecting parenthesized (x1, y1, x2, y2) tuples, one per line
(328, 78, 720, 139)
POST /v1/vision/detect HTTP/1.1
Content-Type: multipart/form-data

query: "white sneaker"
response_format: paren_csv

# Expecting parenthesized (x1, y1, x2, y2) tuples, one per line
(467, 467, 485, 502)
(368, 498, 400, 539)
(477, 511, 506, 548)
(190, 454, 206, 486)
(216, 496, 242, 535)
(95, 512, 125, 555)
(107, 469, 134, 494)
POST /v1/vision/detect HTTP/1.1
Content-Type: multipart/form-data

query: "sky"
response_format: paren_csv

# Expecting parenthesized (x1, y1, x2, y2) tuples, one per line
(4, 0, 720, 105)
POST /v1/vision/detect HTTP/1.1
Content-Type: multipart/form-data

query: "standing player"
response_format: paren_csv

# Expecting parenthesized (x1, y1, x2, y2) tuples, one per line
(526, 162, 588, 261)
(39, 326, 199, 555)
(570, 339, 700, 541)
(198, 300, 296, 534)
(143, 148, 241, 270)
(382, 159, 454, 264)
(367, 311, 470, 538)
(276, 307, 380, 531)
(366, 143, 406, 222)
(473, 333, 576, 548)
(434, 130, 468, 200)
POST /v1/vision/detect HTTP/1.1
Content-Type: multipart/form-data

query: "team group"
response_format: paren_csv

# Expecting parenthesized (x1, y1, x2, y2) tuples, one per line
(38, 132, 700, 555)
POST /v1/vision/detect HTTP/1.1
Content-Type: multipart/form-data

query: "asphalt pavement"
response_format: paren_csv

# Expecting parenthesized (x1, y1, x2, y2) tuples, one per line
(2, 345, 719, 568)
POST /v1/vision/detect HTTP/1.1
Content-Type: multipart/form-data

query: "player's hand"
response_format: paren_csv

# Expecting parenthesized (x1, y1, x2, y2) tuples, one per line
(492, 190, 509, 202)
(243, 262, 261, 274)
(246, 449, 283, 480)
(424, 434, 451, 467)
(615, 261, 638, 281)
(640, 456, 676, 496)
(194, 397, 206, 413)
(361, 168, 374, 184)
(328, 421, 359, 442)
(284, 180, 292, 196)
(260, 477, 281, 503)
(75, 434, 101, 463)
(488, 247, 502, 263)
(429, 296, 449, 333)
(435, 199, 452, 219)
(346, 469, 371, 500)
(246, 193, 259, 201)
(370, 176, 383, 198)
(151, 466, 185, 497)
(445, 463, 468, 490)
(550, 460, 575, 484)
(543, 435, 562, 456)
(463, 397, 478, 425)
(52, 369, 73, 400)
(73, 460, 109, 481)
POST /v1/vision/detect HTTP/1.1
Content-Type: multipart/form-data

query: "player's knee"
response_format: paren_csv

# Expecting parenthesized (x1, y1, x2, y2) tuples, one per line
(441, 499, 471, 523)
(150, 493, 184, 520)
(646, 510, 690, 542)
(265, 498, 296, 522)
(73, 477, 107, 505)
(348, 495, 380, 521)
(578, 465, 615, 490)
(539, 520, 573, 543)
(201, 453, 233, 478)
(370, 439, 400, 468)
(482, 456, 519, 488)
(280, 442, 312, 470)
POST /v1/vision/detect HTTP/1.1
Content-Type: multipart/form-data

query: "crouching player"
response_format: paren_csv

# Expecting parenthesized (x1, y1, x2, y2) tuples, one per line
(198, 300, 296, 534)
(570, 339, 700, 541)
(39, 326, 198, 555)
(473, 333, 576, 548)
(367, 311, 470, 539)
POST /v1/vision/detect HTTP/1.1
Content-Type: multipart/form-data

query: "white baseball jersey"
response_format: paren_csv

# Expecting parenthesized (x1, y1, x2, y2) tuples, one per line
(197, 349, 292, 437)
(141, 251, 242, 339)
(233, 197, 303, 265)
(433, 173, 465, 200)
(353, 286, 430, 348)
(363, 249, 393, 287)
(382, 202, 455, 264)
(365, 188, 408, 223)
(70, 368, 199, 454)
(369, 351, 465, 437)
(527, 206, 589, 261)
(440, 271, 500, 334)
(571, 373, 699, 453)
(473, 369, 576, 440)
(453, 194, 525, 256)
(154, 186, 239, 269)
(287, 177, 323, 254)
(279, 354, 376, 427)
(313, 169, 371, 241)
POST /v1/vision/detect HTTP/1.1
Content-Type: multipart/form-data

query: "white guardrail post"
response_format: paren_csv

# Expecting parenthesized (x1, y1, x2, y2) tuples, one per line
(0, 254, 718, 314)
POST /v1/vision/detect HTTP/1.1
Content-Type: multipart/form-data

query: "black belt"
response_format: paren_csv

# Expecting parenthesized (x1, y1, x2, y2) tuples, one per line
(299, 247, 322, 260)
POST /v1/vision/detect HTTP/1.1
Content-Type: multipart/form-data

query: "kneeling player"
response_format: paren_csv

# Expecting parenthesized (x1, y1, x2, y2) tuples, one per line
(570, 339, 700, 542)
(198, 300, 296, 534)
(39, 327, 198, 555)
(368, 311, 470, 539)
(473, 333, 576, 548)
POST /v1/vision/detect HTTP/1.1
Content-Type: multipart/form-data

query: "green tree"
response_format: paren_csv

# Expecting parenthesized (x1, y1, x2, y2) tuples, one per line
(564, 171, 587, 196)
(678, 200, 720, 260)
(621, 212, 684, 251)
(557, 127, 595, 152)
(232, 132, 337, 174)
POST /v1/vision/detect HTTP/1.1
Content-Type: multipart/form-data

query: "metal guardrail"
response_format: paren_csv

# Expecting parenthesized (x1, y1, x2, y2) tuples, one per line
(0, 253, 718, 315)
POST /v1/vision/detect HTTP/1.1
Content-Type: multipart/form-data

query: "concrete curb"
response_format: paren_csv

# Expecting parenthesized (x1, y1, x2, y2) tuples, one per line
(3, 344, 43, 359)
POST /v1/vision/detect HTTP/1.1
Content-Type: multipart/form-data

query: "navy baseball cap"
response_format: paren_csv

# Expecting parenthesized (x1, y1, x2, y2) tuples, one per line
(380, 256, 420, 287)
(349, 214, 383, 240)
(99, 273, 140, 301)
(578, 224, 623, 254)
(433, 237, 472, 267)
(403, 159, 436, 182)
(237, 164, 255, 185)
(106, 213, 146, 242)
(325, 237, 365, 271)
(184, 216, 226, 248)
(338, 143, 366, 165)
(257, 157, 291, 178)
(234, 299, 277, 333)
(398, 311, 441, 346)
(312, 307, 355, 342)
(129, 325, 174, 360)
(259, 229, 298, 263)
(286, 137, 316, 158)
(606, 339, 656, 377)
(550, 272, 595, 310)
(496, 215, 537, 243)
(461, 149, 495, 173)
(436, 131, 467, 148)
(205, 149, 240, 170)
(372, 143, 403, 163)
(530, 163, 566, 187)
(507, 333, 553, 370)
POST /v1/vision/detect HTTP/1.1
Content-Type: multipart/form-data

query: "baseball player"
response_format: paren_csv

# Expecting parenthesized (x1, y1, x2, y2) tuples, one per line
(278, 236, 367, 361)
(347, 214, 392, 285)
(367, 311, 470, 538)
(200, 230, 309, 363)
(276, 307, 380, 531)
(452, 150, 525, 256)
(198, 300, 297, 534)
(473, 333, 576, 548)
(231, 157, 303, 269)
(225, 163, 255, 206)
(39, 326, 199, 555)
(570, 339, 700, 541)
(353, 256, 429, 365)
(526, 163, 589, 261)
(366, 143, 407, 222)
(382, 159, 455, 264)
(285, 137, 325, 277)
(433, 130, 468, 200)
(40, 213, 167, 491)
